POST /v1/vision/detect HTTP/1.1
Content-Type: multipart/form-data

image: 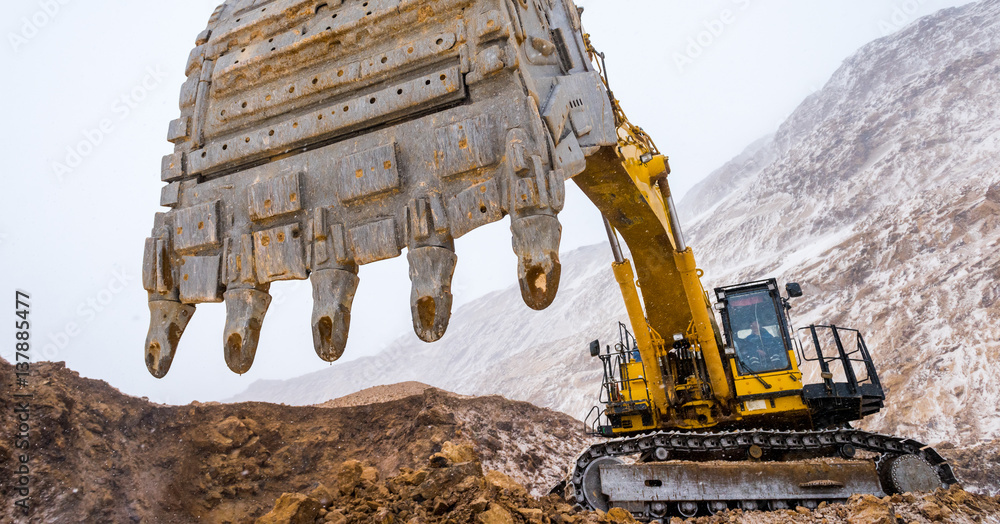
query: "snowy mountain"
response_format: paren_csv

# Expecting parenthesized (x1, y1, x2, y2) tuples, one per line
(231, 0, 1000, 447)
(680, 0, 1000, 445)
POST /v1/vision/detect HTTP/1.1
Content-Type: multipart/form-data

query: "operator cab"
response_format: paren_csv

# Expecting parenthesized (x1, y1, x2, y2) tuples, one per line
(713, 279, 813, 424)
(715, 280, 795, 377)
(714, 279, 885, 428)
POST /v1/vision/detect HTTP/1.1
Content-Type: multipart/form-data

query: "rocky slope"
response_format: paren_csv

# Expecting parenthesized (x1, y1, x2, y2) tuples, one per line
(0, 360, 591, 523)
(233, 0, 1000, 460)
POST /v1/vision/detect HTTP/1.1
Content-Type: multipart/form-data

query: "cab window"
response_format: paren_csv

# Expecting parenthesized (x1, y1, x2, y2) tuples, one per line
(727, 290, 790, 374)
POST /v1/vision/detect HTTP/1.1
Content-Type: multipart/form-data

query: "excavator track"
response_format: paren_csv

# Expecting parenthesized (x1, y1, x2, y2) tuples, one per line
(565, 428, 957, 520)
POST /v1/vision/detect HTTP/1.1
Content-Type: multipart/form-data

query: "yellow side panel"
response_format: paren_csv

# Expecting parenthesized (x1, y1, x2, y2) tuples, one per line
(738, 394, 809, 417)
(730, 351, 809, 416)
(729, 353, 803, 398)
(613, 414, 658, 434)
(619, 362, 651, 403)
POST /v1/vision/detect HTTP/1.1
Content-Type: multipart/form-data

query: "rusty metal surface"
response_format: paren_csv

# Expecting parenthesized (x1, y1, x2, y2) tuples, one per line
(599, 460, 885, 503)
(144, 0, 617, 376)
(566, 427, 958, 517)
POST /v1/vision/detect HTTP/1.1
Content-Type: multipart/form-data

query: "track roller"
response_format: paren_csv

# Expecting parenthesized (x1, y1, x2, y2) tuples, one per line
(676, 501, 698, 518)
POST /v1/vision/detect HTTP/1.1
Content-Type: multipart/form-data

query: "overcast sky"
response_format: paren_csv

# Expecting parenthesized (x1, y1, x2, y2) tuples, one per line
(0, 0, 973, 404)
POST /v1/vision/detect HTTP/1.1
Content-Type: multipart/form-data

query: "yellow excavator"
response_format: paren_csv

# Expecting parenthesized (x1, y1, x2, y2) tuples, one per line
(142, 0, 956, 519)
(564, 101, 957, 518)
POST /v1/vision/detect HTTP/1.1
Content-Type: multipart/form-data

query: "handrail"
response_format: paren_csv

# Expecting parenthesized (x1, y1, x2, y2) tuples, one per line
(595, 322, 654, 415)
(830, 325, 858, 394)
(584, 405, 604, 436)
(855, 333, 882, 391)
(796, 325, 882, 397)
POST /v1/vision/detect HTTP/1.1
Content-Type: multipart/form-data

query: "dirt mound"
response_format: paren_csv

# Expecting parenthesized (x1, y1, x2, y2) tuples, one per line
(318, 382, 438, 409)
(0, 360, 590, 523)
(940, 441, 1000, 496)
(676, 488, 1000, 524)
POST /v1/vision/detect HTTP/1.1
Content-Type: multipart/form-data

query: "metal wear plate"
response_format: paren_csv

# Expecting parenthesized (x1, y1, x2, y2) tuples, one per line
(174, 200, 222, 253)
(248, 172, 303, 221)
(599, 461, 885, 502)
(207, 31, 459, 132)
(252, 224, 307, 282)
(187, 66, 465, 176)
(339, 142, 400, 203)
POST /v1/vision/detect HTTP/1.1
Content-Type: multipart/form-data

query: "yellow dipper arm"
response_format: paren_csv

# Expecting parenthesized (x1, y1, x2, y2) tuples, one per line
(608, 251, 677, 412)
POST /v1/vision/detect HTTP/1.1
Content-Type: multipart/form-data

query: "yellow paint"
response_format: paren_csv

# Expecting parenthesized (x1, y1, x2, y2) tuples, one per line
(618, 361, 650, 404)
(612, 259, 670, 418)
(737, 393, 810, 418)
(576, 39, 814, 433)
(730, 354, 805, 399)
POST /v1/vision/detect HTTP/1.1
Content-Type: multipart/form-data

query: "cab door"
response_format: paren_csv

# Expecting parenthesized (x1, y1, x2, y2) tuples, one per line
(714, 280, 810, 418)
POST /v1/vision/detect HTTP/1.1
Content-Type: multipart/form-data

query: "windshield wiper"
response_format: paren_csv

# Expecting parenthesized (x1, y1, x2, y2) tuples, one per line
(734, 354, 772, 389)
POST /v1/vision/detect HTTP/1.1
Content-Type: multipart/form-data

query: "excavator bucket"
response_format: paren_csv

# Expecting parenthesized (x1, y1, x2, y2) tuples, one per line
(142, 0, 618, 376)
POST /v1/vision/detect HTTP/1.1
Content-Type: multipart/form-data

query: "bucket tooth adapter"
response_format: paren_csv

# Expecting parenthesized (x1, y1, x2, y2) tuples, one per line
(407, 246, 458, 342)
(512, 214, 563, 311)
(144, 300, 195, 378)
(222, 286, 271, 374)
(309, 268, 359, 362)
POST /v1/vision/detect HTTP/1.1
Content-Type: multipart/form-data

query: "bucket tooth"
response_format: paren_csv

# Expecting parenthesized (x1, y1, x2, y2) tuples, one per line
(310, 268, 360, 362)
(407, 246, 458, 342)
(222, 288, 271, 374)
(144, 300, 196, 378)
(511, 214, 563, 310)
